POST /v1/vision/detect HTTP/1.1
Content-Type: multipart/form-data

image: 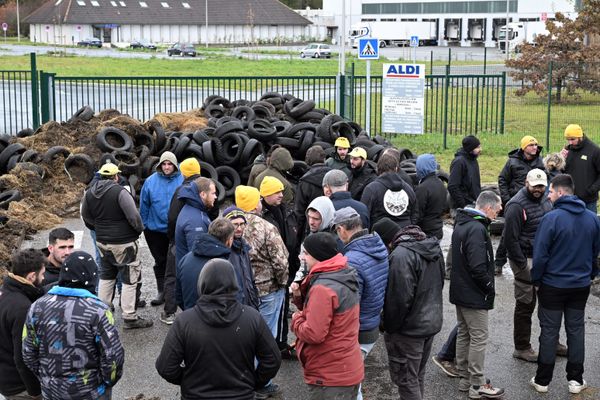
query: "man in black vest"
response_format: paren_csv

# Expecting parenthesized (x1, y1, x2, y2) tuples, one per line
(81, 163, 152, 329)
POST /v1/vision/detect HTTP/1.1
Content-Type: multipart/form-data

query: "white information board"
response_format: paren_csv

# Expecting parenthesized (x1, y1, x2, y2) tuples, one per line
(382, 63, 426, 134)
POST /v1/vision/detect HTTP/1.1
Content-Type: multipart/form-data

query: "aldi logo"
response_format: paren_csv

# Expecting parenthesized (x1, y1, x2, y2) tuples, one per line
(385, 64, 424, 79)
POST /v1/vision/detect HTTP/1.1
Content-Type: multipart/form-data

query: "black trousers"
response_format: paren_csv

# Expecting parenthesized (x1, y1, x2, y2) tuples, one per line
(162, 242, 177, 315)
(143, 229, 169, 292)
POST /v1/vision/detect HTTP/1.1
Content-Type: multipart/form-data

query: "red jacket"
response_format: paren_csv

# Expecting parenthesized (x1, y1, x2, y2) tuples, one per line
(291, 254, 364, 387)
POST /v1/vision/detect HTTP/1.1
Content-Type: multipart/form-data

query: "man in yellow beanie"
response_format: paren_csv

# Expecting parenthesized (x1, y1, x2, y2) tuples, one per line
(495, 135, 544, 275)
(325, 137, 351, 176)
(235, 185, 289, 398)
(254, 148, 295, 206)
(561, 124, 600, 213)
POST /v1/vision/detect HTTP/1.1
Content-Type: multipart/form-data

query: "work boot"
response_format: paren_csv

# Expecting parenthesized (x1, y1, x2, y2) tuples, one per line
(513, 347, 538, 362)
(255, 383, 281, 399)
(556, 343, 568, 357)
(468, 380, 504, 399)
(151, 291, 165, 306)
(123, 317, 153, 330)
(432, 356, 460, 378)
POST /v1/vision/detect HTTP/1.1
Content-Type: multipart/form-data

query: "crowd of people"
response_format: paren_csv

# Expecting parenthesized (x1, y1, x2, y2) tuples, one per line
(0, 124, 599, 400)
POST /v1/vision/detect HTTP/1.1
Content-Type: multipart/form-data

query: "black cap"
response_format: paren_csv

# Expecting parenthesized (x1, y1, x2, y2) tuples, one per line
(303, 232, 339, 262)
(462, 135, 481, 153)
(58, 251, 98, 294)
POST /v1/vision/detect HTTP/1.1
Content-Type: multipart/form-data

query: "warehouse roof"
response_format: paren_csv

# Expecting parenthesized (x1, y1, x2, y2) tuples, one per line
(25, 0, 311, 26)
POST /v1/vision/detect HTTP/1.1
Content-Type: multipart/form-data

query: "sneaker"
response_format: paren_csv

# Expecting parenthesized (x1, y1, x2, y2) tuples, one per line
(150, 292, 165, 306)
(160, 312, 176, 325)
(255, 383, 281, 399)
(468, 380, 504, 399)
(556, 343, 568, 357)
(530, 377, 548, 393)
(459, 378, 471, 392)
(123, 317, 153, 330)
(136, 299, 147, 308)
(568, 379, 588, 394)
(432, 356, 460, 378)
(513, 348, 538, 362)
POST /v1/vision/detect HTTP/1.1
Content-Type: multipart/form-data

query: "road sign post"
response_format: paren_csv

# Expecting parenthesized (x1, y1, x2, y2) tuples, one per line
(410, 35, 419, 63)
(2, 23, 7, 43)
(358, 38, 379, 136)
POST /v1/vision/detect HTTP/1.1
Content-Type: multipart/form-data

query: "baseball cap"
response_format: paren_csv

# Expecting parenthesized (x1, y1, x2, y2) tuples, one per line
(526, 168, 547, 187)
(348, 147, 367, 160)
(332, 206, 360, 226)
(98, 162, 120, 176)
(334, 137, 351, 149)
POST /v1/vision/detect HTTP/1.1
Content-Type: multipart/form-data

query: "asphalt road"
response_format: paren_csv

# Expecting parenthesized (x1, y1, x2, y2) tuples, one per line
(15, 218, 600, 400)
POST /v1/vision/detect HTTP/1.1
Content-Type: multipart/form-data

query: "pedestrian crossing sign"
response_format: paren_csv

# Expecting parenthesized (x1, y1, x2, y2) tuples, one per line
(358, 38, 379, 60)
(410, 36, 419, 47)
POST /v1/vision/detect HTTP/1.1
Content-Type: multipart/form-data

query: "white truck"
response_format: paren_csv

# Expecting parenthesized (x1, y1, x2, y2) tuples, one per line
(349, 21, 438, 48)
(498, 21, 548, 52)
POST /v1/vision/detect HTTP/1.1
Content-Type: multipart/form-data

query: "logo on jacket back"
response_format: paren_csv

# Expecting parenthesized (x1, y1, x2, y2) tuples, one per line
(384, 189, 409, 216)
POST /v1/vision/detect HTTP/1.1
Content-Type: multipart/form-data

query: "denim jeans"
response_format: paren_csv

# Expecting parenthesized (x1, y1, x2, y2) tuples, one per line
(356, 341, 376, 400)
(437, 325, 458, 361)
(535, 284, 590, 386)
(259, 288, 285, 338)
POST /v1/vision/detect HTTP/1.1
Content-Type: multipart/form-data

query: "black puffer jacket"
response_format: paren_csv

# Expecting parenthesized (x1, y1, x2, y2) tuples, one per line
(449, 208, 495, 310)
(565, 137, 600, 203)
(384, 227, 445, 337)
(294, 163, 332, 239)
(0, 275, 43, 397)
(361, 172, 417, 226)
(498, 148, 544, 204)
(448, 149, 481, 209)
(348, 161, 377, 200)
(504, 187, 552, 266)
(415, 173, 448, 239)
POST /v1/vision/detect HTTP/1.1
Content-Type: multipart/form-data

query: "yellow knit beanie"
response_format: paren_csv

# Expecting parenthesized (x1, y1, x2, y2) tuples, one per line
(259, 176, 284, 197)
(564, 124, 583, 138)
(179, 158, 201, 178)
(520, 135, 538, 150)
(235, 185, 261, 212)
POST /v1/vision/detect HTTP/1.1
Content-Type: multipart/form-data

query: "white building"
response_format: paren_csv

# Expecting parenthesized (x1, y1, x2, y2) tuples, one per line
(25, 0, 313, 45)
(322, 0, 579, 47)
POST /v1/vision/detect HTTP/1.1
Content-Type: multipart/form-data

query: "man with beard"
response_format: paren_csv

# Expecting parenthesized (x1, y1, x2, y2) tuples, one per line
(325, 137, 351, 176)
(504, 169, 553, 363)
(347, 147, 377, 200)
(561, 124, 600, 213)
(43, 228, 74, 288)
(0, 249, 45, 400)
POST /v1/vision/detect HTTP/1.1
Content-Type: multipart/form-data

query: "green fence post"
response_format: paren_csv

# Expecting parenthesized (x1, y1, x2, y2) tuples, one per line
(339, 73, 346, 119)
(546, 61, 553, 150)
(443, 64, 450, 149)
(500, 71, 506, 134)
(483, 47, 487, 75)
(350, 62, 355, 121)
(448, 48, 452, 70)
(39, 71, 55, 124)
(430, 50, 433, 74)
(30, 53, 40, 129)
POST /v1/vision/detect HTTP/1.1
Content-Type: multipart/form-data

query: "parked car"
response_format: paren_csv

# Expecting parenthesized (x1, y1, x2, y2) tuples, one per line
(300, 43, 331, 59)
(77, 38, 102, 48)
(130, 39, 157, 50)
(167, 43, 197, 57)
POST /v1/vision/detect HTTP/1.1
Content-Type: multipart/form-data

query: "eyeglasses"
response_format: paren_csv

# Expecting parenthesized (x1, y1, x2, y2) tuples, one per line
(232, 222, 246, 228)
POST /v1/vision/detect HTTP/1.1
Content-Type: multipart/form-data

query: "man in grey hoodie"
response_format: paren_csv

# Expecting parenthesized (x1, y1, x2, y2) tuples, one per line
(306, 196, 336, 235)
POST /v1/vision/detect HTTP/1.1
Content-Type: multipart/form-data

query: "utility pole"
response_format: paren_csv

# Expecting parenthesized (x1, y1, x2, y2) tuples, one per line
(205, 0, 208, 48)
(17, 0, 21, 42)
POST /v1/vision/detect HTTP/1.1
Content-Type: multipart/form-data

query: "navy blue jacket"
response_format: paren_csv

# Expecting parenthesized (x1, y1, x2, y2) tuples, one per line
(343, 230, 389, 332)
(532, 195, 600, 289)
(229, 238, 260, 310)
(330, 191, 370, 229)
(175, 182, 212, 265)
(176, 233, 231, 310)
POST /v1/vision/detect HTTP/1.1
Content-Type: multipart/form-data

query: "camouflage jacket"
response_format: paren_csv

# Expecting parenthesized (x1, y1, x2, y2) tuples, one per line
(22, 287, 124, 400)
(243, 213, 289, 297)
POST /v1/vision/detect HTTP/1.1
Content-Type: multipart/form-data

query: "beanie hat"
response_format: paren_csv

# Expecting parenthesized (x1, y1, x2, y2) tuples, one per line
(222, 205, 247, 223)
(372, 217, 403, 246)
(303, 232, 339, 262)
(259, 176, 284, 197)
(462, 135, 481, 153)
(157, 151, 178, 172)
(520, 135, 538, 150)
(235, 185, 260, 212)
(564, 124, 583, 138)
(58, 251, 98, 294)
(179, 158, 200, 178)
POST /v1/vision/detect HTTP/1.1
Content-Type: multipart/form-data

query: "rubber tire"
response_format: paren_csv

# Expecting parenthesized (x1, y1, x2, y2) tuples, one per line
(397, 148, 416, 161)
(6, 154, 21, 172)
(43, 146, 71, 164)
(216, 165, 241, 197)
(64, 153, 96, 184)
(0, 143, 26, 174)
(133, 145, 151, 164)
(99, 153, 118, 166)
(298, 131, 315, 160)
(148, 122, 166, 155)
(231, 106, 256, 122)
(201, 140, 216, 165)
(240, 138, 264, 166)
(248, 119, 277, 142)
(172, 135, 191, 160)
(133, 131, 155, 154)
(220, 132, 245, 166)
(288, 100, 315, 119)
(214, 180, 227, 203)
(70, 105, 94, 122)
(182, 144, 204, 160)
(251, 104, 273, 120)
(0, 189, 22, 210)
(199, 160, 218, 181)
(366, 144, 385, 162)
(273, 120, 292, 137)
(112, 150, 140, 176)
(193, 130, 211, 145)
(20, 149, 41, 163)
(96, 127, 133, 153)
(16, 128, 34, 138)
(214, 120, 244, 139)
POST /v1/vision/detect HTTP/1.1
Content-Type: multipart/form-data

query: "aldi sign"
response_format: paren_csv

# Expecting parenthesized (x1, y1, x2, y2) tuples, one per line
(382, 64, 426, 134)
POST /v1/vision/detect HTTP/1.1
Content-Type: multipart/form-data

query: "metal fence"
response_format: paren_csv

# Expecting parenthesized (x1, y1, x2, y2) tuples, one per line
(1, 70, 35, 136)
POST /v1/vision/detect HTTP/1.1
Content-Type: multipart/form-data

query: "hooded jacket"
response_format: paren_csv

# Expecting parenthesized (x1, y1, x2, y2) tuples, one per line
(0, 274, 43, 397)
(306, 196, 336, 233)
(325, 153, 351, 176)
(384, 227, 445, 337)
(330, 191, 370, 229)
(291, 254, 364, 387)
(175, 181, 212, 264)
(81, 179, 143, 244)
(504, 187, 552, 266)
(254, 148, 295, 206)
(229, 237, 260, 309)
(498, 147, 545, 204)
(294, 163, 332, 238)
(348, 160, 377, 200)
(23, 253, 124, 400)
(176, 233, 231, 310)
(448, 149, 481, 209)
(415, 156, 448, 239)
(247, 154, 267, 187)
(140, 156, 184, 233)
(564, 137, 600, 203)
(361, 172, 417, 226)
(343, 230, 389, 338)
(449, 208, 495, 310)
(532, 195, 600, 288)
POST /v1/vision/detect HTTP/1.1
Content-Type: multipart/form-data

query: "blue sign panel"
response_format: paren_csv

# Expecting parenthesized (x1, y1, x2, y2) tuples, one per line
(358, 38, 379, 60)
